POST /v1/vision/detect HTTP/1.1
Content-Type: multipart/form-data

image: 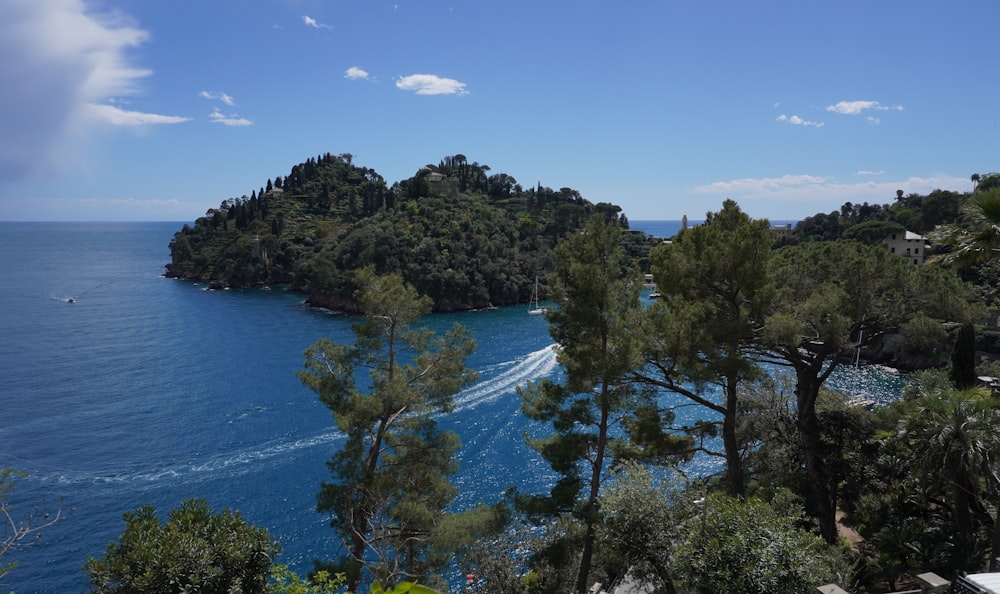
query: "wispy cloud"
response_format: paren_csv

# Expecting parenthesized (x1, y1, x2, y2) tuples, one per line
(345, 66, 369, 80)
(209, 109, 253, 127)
(693, 173, 966, 208)
(200, 91, 235, 106)
(857, 170, 885, 176)
(0, 1, 185, 181)
(776, 114, 824, 128)
(826, 100, 904, 116)
(695, 174, 830, 195)
(396, 74, 468, 96)
(303, 15, 332, 29)
(201, 92, 249, 125)
(89, 104, 191, 126)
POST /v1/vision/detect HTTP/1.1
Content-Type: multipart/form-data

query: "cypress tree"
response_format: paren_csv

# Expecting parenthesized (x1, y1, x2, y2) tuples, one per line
(950, 322, 978, 390)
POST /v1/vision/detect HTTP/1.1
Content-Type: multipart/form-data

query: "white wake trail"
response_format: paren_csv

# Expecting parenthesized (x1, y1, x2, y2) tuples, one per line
(453, 344, 559, 412)
(38, 346, 560, 488)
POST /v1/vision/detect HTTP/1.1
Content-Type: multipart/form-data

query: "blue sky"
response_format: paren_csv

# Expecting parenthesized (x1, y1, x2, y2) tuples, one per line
(1, 1, 996, 223)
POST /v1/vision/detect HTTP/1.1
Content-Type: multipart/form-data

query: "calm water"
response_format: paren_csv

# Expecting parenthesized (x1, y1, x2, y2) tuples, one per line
(0, 221, 899, 592)
(630, 219, 799, 239)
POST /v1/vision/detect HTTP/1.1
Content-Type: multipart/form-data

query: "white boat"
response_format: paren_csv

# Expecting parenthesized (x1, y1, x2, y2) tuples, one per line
(528, 276, 547, 315)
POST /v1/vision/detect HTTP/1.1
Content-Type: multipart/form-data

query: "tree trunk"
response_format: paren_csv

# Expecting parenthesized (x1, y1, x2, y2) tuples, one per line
(723, 381, 745, 496)
(796, 367, 838, 543)
(954, 477, 976, 567)
(347, 531, 365, 593)
(575, 395, 611, 594)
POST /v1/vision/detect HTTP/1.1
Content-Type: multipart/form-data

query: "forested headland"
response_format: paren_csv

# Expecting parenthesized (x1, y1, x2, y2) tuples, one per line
(165, 153, 650, 312)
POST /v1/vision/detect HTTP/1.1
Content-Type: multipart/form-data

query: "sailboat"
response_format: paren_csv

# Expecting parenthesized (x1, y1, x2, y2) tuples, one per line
(528, 276, 547, 315)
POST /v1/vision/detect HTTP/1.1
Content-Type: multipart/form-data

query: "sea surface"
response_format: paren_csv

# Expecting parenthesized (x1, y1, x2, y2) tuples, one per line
(628, 219, 800, 239)
(0, 221, 901, 593)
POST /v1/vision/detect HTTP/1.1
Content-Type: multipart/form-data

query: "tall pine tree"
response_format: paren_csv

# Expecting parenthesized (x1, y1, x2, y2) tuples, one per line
(299, 269, 477, 591)
(519, 214, 689, 593)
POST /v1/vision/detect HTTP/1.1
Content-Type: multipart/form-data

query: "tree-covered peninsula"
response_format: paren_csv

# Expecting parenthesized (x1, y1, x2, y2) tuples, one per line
(165, 153, 644, 312)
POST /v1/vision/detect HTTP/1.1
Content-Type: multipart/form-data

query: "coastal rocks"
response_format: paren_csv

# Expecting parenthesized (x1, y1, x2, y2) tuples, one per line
(859, 333, 949, 372)
(859, 324, 1000, 372)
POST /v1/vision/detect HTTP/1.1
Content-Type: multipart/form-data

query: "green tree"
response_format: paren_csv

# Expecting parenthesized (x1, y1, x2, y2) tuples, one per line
(842, 219, 905, 245)
(899, 312, 949, 357)
(916, 189, 963, 232)
(299, 269, 478, 592)
(635, 199, 773, 495)
(978, 173, 1000, 193)
(672, 492, 846, 594)
(761, 240, 975, 542)
(85, 498, 277, 594)
(929, 188, 1000, 268)
(901, 389, 1000, 571)
(519, 215, 688, 594)
(950, 322, 978, 390)
(267, 564, 344, 594)
(597, 462, 681, 594)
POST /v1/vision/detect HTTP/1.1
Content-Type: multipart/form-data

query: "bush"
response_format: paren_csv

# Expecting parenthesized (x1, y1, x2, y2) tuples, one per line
(85, 498, 278, 594)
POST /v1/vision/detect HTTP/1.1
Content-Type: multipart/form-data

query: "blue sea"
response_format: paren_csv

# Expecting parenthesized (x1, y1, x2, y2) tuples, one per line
(0, 221, 901, 593)
(631, 219, 800, 239)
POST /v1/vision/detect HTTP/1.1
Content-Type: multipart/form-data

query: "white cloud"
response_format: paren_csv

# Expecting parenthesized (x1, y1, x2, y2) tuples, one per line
(695, 174, 830, 195)
(200, 91, 236, 106)
(345, 66, 369, 80)
(303, 15, 332, 29)
(693, 173, 967, 209)
(209, 109, 253, 127)
(396, 74, 468, 96)
(776, 114, 824, 128)
(857, 170, 885, 176)
(0, 1, 186, 181)
(89, 103, 191, 125)
(202, 92, 250, 125)
(826, 100, 904, 115)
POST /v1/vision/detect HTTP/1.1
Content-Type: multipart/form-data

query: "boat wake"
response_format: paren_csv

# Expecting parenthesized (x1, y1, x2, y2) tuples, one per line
(40, 430, 345, 488)
(35, 347, 561, 489)
(453, 344, 559, 412)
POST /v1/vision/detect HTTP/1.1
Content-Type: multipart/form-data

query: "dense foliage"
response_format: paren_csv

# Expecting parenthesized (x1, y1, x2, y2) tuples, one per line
(166, 153, 643, 312)
(85, 498, 278, 594)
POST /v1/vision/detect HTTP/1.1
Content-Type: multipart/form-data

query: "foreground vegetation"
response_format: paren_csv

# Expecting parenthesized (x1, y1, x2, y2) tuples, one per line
(8, 164, 1000, 593)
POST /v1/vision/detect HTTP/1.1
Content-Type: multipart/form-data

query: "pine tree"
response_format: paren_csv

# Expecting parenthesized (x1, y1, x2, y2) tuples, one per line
(519, 215, 689, 593)
(299, 269, 477, 592)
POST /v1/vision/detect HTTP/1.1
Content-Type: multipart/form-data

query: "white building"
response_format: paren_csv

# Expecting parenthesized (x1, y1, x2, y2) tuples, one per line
(885, 230, 929, 265)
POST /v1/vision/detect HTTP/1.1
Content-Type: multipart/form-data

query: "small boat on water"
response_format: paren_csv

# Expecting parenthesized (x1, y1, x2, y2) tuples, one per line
(528, 276, 547, 315)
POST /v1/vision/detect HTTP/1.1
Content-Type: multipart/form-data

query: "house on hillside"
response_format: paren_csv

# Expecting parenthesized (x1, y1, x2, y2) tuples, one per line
(771, 223, 794, 240)
(885, 230, 929, 265)
(423, 171, 447, 184)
